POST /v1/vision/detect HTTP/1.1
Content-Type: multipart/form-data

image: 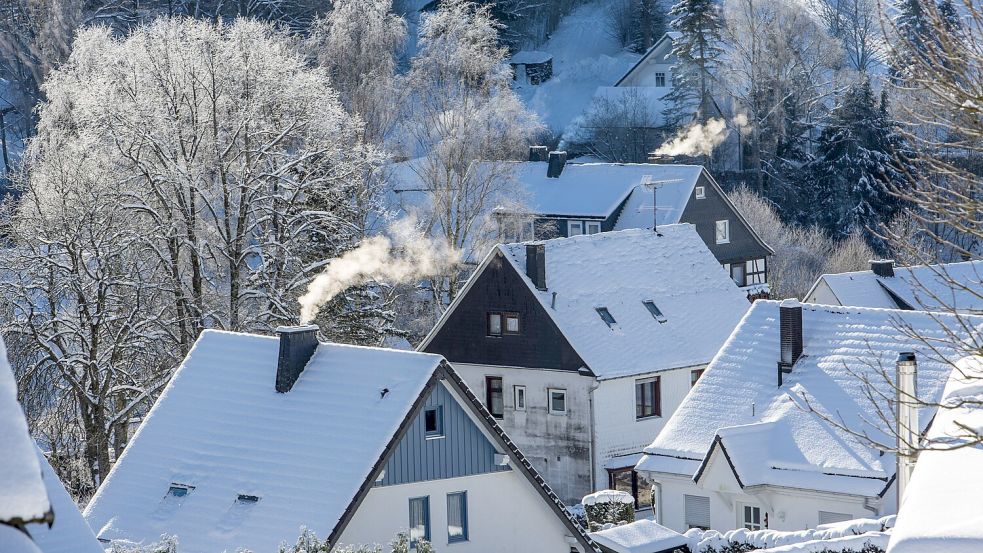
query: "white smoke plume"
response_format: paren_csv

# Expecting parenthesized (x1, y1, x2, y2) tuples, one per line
(653, 117, 729, 157)
(298, 218, 460, 324)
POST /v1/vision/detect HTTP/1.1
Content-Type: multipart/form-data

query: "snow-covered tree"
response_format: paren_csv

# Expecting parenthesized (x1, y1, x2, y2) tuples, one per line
(607, 0, 668, 53)
(808, 79, 915, 248)
(563, 89, 665, 162)
(664, 0, 724, 126)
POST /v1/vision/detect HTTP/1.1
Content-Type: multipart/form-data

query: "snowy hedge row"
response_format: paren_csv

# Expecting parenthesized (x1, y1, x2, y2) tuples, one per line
(686, 515, 894, 553)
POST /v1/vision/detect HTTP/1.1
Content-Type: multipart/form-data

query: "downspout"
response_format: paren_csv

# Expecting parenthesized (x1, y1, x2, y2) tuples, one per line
(588, 375, 600, 494)
(654, 481, 664, 525)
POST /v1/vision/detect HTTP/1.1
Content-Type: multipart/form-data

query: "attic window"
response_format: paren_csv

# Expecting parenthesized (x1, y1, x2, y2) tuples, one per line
(596, 307, 617, 328)
(695, 186, 706, 199)
(236, 494, 260, 505)
(643, 301, 668, 323)
(424, 406, 444, 438)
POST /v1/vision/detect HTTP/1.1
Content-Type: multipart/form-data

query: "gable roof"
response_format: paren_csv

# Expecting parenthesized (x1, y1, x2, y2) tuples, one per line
(887, 355, 983, 553)
(0, 340, 50, 527)
(807, 260, 983, 313)
(28, 450, 103, 553)
(637, 301, 983, 496)
(424, 226, 751, 380)
(614, 32, 682, 87)
(84, 330, 595, 553)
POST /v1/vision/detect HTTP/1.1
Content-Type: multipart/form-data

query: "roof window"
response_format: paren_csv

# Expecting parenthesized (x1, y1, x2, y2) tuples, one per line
(643, 301, 668, 323)
(236, 494, 260, 504)
(167, 484, 194, 498)
(596, 307, 617, 328)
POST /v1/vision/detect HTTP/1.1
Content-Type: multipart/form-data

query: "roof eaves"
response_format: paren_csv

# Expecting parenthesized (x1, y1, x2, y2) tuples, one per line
(438, 363, 600, 552)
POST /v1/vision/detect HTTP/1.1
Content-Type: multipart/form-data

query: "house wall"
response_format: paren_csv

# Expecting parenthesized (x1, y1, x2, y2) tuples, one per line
(593, 366, 700, 481)
(679, 173, 771, 267)
(340, 470, 585, 553)
(453, 362, 593, 505)
(804, 279, 839, 305)
(422, 252, 586, 372)
(647, 453, 889, 535)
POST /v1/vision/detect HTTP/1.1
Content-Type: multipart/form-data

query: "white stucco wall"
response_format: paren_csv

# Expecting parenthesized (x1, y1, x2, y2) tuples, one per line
(804, 279, 839, 305)
(645, 449, 892, 534)
(340, 470, 584, 553)
(453, 363, 594, 505)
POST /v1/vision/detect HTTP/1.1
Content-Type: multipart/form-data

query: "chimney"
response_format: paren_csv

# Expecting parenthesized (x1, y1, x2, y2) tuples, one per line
(546, 151, 567, 178)
(275, 325, 319, 393)
(896, 351, 919, 509)
(529, 145, 549, 162)
(870, 259, 895, 277)
(777, 299, 803, 386)
(525, 244, 547, 290)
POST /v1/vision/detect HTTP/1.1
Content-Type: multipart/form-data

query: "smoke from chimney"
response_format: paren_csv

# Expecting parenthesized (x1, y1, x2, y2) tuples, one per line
(652, 118, 729, 158)
(298, 218, 460, 324)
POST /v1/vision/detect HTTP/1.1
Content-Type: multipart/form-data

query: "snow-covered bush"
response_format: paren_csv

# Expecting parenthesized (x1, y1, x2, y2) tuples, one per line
(686, 515, 893, 553)
(108, 535, 178, 553)
(582, 489, 635, 531)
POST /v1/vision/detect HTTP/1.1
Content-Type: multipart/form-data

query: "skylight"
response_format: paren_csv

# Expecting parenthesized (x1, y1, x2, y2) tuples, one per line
(167, 484, 194, 498)
(643, 301, 668, 323)
(596, 307, 617, 327)
(236, 494, 260, 504)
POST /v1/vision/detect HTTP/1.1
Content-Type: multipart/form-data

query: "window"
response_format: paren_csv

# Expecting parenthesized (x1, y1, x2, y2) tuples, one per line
(513, 385, 526, 411)
(819, 511, 852, 525)
(695, 185, 706, 199)
(684, 495, 711, 530)
(655, 72, 666, 87)
(596, 307, 617, 328)
(568, 220, 584, 236)
(690, 369, 705, 388)
(447, 492, 469, 543)
(742, 505, 762, 530)
(505, 313, 520, 334)
(730, 263, 746, 287)
(586, 221, 602, 235)
(424, 406, 443, 438)
(486, 376, 504, 419)
(635, 377, 661, 419)
(608, 468, 654, 510)
(548, 388, 567, 415)
(487, 312, 502, 336)
(409, 496, 431, 545)
(715, 219, 730, 244)
(642, 300, 667, 323)
(746, 258, 767, 285)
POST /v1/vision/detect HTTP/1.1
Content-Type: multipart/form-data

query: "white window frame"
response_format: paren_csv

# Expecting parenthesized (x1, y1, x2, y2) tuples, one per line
(695, 185, 706, 199)
(513, 385, 526, 411)
(655, 72, 666, 87)
(740, 503, 763, 530)
(504, 313, 520, 334)
(568, 220, 584, 236)
(715, 219, 730, 244)
(585, 221, 602, 235)
(548, 388, 567, 415)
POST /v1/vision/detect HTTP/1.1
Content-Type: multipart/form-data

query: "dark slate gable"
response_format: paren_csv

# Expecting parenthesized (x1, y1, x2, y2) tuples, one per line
(377, 381, 510, 486)
(422, 252, 588, 372)
(679, 173, 772, 265)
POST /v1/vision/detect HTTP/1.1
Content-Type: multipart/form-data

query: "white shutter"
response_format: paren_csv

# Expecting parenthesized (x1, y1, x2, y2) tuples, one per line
(819, 511, 852, 525)
(684, 495, 711, 529)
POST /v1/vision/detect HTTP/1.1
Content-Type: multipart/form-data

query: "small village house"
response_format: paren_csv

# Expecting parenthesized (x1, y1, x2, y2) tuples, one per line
(84, 326, 596, 553)
(419, 226, 752, 507)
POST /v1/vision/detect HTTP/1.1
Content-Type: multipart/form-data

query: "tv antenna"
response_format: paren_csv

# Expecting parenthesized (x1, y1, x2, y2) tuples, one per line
(637, 175, 683, 235)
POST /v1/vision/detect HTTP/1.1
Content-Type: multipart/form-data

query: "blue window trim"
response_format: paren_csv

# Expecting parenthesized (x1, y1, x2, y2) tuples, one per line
(447, 491, 469, 543)
(409, 495, 431, 545)
(424, 406, 444, 438)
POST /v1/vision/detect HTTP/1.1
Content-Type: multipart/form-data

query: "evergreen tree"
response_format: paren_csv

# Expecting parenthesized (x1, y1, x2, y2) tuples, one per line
(633, 0, 668, 53)
(809, 80, 915, 250)
(937, 0, 961, 34)
(893, 0, 933, 80)
(664, 0, 724, 126)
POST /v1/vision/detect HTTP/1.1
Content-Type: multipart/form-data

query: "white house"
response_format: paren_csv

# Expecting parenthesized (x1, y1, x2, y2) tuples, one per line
(805, 259, 983, 313)
(636, 300, 983, 534)
(420, 226, 752, 508)
(591, 32, 682, 129)
(0, 339, 103, 553)
(83, 326, 596, 553)
(888, 355, 983, 553)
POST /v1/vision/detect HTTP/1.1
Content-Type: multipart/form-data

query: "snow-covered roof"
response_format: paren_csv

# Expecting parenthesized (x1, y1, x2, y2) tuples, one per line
(0, 525, 42, 553)
(84, 330, 447, 553)
(29, 449, 103, 553)
(510, 50, 552, 65)
(806, 260, 983, 313)
(0, 339, 50, 526)
(613, 31, 682, 87)
(494, 225, 751, 379)
(887, 356, 983, 553)
(637, 301, 983, 497)
(590, 520, 687, 553)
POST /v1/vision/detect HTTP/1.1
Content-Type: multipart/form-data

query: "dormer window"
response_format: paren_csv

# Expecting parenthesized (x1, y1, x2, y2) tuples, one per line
(643, 300, 668, 323)
(596, 307, 617, 328)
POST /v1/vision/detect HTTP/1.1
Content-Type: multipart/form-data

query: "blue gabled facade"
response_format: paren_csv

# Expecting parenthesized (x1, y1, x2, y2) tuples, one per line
(376, 381, 510, 487)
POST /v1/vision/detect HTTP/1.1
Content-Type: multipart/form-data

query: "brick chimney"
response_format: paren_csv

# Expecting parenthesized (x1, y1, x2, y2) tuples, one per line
(546, 151, 567, 178)
(870, 259, 895, 277)
(777, 299, 803, 386)
(525, 244, 547, 290)
(275, 325, 319, 393)
(529, 145, 549, 162)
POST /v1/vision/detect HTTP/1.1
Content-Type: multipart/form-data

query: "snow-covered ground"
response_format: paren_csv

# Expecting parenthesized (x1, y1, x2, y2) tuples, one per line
(513, 1, 638, 135)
